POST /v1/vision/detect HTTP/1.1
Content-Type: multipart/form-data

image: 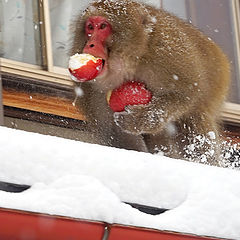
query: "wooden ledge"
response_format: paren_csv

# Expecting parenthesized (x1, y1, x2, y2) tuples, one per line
(2, 89, 86, 121)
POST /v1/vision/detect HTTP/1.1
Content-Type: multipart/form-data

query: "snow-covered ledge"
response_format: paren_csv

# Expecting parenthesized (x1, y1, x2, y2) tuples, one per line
(0, 126, 239, 239)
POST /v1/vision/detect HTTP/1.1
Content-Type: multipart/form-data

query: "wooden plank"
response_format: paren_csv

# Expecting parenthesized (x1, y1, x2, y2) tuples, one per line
(222, 102, 240, 125)
(40, 0, 54, 71)
(0, 58, 72, 85)
(2, 89, 86, 121)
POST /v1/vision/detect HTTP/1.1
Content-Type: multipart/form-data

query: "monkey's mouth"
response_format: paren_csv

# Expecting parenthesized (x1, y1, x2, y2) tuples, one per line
(102, 59, 106, 68)
(97, 58, 107, 78)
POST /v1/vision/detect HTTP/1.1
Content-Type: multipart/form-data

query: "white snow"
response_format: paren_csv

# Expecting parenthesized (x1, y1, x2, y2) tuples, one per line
(0, 126, 240, 239)
(173, 74, 179, 80)
(74, 86, 84, 97)
(208, 131, 216, 140)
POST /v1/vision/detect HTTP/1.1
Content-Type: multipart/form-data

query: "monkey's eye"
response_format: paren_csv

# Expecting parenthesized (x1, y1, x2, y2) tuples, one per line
(100, 23, 107, 29)
(88, 23, 94, 30)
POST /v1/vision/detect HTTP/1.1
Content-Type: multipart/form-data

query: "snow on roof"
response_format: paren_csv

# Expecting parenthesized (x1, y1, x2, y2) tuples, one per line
(0, 126, 239, 239)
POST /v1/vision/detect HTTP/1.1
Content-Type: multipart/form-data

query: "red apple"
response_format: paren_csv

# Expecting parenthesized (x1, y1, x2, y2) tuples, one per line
(69, 53, 103, 82)
(107, 81, 152, 112)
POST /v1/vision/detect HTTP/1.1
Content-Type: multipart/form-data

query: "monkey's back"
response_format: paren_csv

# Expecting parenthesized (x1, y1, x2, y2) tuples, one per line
(141, 8, 230, 117)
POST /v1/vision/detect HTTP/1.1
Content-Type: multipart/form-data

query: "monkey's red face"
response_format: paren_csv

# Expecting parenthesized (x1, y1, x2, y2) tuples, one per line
(83, 16, 112, 76)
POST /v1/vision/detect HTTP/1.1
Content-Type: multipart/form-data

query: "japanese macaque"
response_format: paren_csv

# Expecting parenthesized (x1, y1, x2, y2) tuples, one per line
(70, 0, 230, 166)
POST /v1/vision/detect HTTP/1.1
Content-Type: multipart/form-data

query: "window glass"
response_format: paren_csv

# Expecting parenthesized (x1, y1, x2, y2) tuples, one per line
(162, 0, 187, 19)
(162, 0, 240, 104)
(1, 0, 240, 104)
(49, 0, 91, 68)
(0, 0, 42, 65)
(49, 0, 162, 68)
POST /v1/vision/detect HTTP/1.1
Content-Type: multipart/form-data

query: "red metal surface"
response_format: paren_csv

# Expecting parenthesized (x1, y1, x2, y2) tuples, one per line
(0, 208, 105, 240)
(108, 225, 222, 240)
(0, 208, 223, 240)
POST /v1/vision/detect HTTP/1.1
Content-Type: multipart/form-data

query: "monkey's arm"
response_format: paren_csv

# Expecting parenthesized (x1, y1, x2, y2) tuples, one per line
(114, 92, 196, 135)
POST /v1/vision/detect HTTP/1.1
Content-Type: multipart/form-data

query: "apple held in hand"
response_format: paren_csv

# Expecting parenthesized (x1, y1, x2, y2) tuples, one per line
(107, 81, 152, 112)
(69, 53, 103, 82)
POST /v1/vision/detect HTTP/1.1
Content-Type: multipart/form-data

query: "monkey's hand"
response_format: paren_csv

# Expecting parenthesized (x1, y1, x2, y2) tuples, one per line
(114, 93, 193, 135)
(113, 103, 166, 135)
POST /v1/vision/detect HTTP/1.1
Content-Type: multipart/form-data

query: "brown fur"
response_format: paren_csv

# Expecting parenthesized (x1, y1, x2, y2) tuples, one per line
(71, 0, 230, 166)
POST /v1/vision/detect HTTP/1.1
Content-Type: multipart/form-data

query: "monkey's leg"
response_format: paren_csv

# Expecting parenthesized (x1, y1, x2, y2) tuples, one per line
(143, 117, 222, 166)
(90, 123, 148, 152)
(143, 128, 183, 159)
(110, 126, 148, 152)
(81, 93, 148, 152)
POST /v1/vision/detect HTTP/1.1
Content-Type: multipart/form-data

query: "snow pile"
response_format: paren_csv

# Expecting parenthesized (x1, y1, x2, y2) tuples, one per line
(0, 126, 240, 239)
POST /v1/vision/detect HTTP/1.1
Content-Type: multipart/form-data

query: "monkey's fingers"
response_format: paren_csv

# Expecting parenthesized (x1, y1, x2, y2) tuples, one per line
(114, 103, 167, 135)
(114, 108, 147, 135)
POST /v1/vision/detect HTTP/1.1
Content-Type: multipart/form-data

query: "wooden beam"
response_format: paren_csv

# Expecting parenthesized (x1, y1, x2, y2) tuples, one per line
(0, 58, 71, 85)
(2, 89, 86, 121)
(39, 0, 54, 71)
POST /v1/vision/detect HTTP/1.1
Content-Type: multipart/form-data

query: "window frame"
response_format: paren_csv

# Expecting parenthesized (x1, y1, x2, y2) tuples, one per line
(1, 0, 240, 125)
(186, 0, 240, 124)
(0, 74, 3, 126)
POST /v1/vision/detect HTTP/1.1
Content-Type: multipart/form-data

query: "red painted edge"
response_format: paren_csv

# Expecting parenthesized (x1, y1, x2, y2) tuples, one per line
(0, 208, 224, 240)
(0, 208, 105, 240)
(108, 224, 223, 240)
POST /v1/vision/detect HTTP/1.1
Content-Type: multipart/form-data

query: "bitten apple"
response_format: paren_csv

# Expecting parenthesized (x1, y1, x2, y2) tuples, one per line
(69, 53, 103, 82)
(107, 81, 152, 112)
